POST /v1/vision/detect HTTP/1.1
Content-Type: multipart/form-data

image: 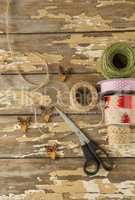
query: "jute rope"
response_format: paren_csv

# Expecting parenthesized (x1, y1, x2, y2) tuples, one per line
(33, 106, 47, 135)
(70, 81, 98, 112)
(6, 0, 51, 135)
(6, 0, 50, 92)
(70, 81, 105, 127)
(101, 42, 135, 79)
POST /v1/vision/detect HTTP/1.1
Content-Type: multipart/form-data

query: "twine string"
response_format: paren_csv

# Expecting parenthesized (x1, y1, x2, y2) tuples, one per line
(70, 81, 98, 112)
(101, 42, 135, 79)
(6, 0, 50, 92)
(6, 0, 105, 130)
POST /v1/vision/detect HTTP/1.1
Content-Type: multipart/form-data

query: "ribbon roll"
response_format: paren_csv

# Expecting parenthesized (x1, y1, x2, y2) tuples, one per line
(70, 81, 98, 112)
(98, 78, 135, 96)
(104, 95, 135, 125)
(107, 125, 132, 145)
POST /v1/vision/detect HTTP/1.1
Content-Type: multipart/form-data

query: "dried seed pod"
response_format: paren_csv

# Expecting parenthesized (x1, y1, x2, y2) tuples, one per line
(59, 66, 72, 82)
(18, 117, 31, 133)
(47, 144, 57, 160)
(41, 106, 54, 123)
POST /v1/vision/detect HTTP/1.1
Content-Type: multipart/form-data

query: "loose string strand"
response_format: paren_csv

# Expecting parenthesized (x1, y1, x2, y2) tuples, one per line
(6, 0, 13, 56)
(6, 0, 105, 131)
(6, 0, 50, 92)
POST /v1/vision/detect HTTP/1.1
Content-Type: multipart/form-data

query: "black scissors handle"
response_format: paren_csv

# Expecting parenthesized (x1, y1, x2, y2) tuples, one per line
(82, 140, 113, 176)
(82, 143, 100, 175)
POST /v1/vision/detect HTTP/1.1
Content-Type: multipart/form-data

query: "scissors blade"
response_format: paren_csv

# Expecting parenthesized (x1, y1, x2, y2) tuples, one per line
(55, 107, 90, 144)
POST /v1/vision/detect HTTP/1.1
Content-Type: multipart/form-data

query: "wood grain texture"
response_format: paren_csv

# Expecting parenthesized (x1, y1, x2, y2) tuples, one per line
(1, 0, 135, 33)
(0, 114, 133, 158)
(0, 158, 134, 199)
(0, 0, 134, 198)
(0, 31, 135, 73)
(0, 73, 101, 114)
(0, 68, 133, 158)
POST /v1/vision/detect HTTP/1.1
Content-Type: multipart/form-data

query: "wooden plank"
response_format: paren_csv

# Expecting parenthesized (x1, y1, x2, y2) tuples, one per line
(1, 0, 135, 33)
(0, 31, 135, 73)
(0, 158, 134, 199)
(0, 114, 101, 158)
(0, 73, 101, 114)
(0, 74, 133, 158)
(0, 114, 134, 158)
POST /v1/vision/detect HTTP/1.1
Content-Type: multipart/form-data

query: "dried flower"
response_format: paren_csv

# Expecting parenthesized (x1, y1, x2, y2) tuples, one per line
(47, 144, 57, 160)
(18, 117, 31, 133)
(59, 66, 72, 82)
(41, 106, 54, 123)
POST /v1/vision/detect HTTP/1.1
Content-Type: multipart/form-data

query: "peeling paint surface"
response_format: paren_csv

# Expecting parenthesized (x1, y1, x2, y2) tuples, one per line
(0, 0, 135, 199)
(96, 0, 135, 8)
(0, 158, 134, 199)
(31, 7, 111, 31)
(0, 191, 63, 200)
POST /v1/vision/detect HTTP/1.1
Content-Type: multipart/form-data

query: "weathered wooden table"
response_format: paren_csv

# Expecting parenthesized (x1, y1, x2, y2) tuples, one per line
(0, 0, 135, 199)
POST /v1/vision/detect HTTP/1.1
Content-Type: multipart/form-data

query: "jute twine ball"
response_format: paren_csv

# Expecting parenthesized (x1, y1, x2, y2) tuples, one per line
(107, 125, 132, 144)
(70, 81, 98, 112)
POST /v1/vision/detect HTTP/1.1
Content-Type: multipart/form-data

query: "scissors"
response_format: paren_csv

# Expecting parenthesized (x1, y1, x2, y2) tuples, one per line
(55, 107, 113, 176)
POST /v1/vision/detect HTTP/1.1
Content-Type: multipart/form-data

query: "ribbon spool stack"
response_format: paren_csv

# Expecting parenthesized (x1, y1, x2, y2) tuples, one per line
(99, 42, 135, 144)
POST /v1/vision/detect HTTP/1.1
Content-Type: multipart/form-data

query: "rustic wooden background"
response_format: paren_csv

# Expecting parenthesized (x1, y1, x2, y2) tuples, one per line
(0, 0, 135, 199)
